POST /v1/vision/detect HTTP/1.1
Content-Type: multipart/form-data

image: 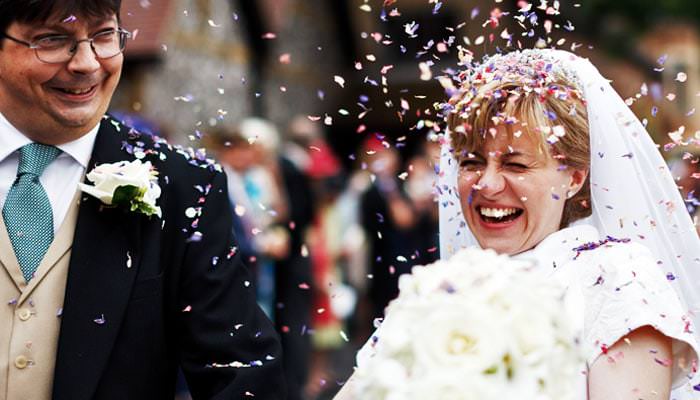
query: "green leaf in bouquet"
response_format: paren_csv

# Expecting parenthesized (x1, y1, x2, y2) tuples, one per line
(483, 365, 498, 375)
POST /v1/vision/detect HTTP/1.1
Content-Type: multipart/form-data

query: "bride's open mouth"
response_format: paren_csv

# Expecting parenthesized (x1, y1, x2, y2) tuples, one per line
(477, 206, 524, 224)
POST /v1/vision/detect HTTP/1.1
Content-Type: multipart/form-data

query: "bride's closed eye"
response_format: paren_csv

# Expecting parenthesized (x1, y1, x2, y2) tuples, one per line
(504, 162, 528, 171)
(460, 159, 485, 171)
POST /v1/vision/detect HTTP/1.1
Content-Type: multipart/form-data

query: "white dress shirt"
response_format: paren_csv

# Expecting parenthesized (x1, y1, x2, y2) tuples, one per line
(0, 112, 98, 232)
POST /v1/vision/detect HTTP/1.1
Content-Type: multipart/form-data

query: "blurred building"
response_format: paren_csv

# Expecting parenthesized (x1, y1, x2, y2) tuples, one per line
(112, 0, 349, 145)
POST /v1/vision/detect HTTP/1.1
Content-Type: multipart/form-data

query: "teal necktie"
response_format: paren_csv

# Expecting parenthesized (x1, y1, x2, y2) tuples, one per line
(3, 143, 61, 282)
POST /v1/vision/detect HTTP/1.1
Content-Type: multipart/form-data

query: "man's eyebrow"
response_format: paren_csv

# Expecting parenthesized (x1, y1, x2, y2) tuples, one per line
(35, 16, 117, 32)
(27, 23, 71, 34)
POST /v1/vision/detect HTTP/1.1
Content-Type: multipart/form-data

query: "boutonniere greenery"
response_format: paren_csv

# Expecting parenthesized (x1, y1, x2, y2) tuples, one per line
(79, 159, 162, 217)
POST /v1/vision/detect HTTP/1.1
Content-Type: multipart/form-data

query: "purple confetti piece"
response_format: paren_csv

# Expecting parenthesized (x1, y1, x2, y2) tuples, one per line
(187, 231, 203, 242)
(470, 7, 480, 20)
(94, 314, 106, 325)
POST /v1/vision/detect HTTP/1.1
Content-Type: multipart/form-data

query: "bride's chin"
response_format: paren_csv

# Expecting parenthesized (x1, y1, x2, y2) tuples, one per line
(472, 236, 516, 255)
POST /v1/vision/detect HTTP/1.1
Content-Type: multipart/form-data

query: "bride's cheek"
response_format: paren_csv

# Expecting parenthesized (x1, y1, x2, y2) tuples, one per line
(457, 172, 478, 198)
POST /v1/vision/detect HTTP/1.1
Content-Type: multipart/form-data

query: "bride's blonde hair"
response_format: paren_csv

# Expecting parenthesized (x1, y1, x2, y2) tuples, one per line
(447, 75, 591, 228)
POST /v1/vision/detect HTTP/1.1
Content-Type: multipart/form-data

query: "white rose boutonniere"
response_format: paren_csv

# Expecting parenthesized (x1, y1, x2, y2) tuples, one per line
(79, 159, 162, 218)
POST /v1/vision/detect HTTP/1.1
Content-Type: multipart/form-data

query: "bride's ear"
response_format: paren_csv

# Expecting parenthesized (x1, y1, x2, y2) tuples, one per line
(566, 168, 588, 198)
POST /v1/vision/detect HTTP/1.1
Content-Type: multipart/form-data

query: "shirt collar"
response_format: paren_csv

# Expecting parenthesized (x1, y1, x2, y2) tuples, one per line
(0, 112, 99, 168)
(515, 224, 600, 270)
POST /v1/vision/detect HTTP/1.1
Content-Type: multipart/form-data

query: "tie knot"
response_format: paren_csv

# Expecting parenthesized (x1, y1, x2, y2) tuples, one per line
(17, 143, 61, 177)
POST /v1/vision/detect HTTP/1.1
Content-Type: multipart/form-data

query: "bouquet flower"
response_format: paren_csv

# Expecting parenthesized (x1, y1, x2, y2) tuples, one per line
(353, 248, 581, 400)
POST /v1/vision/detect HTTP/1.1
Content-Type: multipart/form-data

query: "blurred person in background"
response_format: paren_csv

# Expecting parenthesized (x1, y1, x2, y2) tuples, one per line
(211, 117, 313, 400)
(359, 136, 423, 323)
(275, 116, 317, 400)
(404, 134, 441, 266)
(303, 139, 364, 399)
(282, 115, 319, 172)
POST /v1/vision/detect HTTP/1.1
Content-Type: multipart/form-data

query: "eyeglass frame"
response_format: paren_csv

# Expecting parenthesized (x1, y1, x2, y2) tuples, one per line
(0, 27, 131, 64)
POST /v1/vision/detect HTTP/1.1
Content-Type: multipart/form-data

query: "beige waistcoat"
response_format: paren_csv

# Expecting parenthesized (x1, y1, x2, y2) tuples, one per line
(0, 194, 80, 400)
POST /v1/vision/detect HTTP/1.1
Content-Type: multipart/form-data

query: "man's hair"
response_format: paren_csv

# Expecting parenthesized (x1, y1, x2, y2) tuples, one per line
(0, 0, 121, 37)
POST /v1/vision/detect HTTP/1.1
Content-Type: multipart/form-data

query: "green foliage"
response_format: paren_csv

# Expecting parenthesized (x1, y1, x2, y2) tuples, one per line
(112, 185, 159, 217)
(112, 185, 141, 208)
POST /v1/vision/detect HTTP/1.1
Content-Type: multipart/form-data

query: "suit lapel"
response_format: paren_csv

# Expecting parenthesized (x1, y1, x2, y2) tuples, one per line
(53, 118, 143, 400)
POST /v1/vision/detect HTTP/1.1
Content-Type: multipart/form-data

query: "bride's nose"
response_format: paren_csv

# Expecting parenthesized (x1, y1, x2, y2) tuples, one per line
(476, 164, 506, 194)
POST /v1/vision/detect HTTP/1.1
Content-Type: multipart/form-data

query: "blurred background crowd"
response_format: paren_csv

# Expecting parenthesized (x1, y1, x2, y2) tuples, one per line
(107, 0, 700, 398)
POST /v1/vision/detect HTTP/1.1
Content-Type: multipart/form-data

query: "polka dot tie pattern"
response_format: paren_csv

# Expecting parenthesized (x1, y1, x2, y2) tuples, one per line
(2, 143, 61, 282)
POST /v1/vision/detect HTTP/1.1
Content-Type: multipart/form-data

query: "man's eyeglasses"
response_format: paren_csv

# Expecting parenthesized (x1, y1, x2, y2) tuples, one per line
(1, 28, 131, 64)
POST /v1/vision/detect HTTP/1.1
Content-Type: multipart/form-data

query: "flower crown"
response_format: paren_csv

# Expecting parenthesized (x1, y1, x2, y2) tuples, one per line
(443, 49, 585, 122)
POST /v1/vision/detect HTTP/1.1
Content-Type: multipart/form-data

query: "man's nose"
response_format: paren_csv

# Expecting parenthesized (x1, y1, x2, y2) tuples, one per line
(66, 41, 100, 74)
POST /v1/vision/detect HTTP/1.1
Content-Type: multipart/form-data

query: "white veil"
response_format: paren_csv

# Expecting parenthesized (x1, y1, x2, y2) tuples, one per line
(438, 49, 700, 393)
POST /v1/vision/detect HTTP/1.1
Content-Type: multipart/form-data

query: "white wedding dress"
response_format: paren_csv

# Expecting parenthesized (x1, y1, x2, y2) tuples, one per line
(515, 225, 699, 398)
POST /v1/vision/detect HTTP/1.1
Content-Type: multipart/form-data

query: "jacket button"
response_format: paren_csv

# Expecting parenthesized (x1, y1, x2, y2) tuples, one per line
(18, 309, 31, 321)
(14, 355, 28, 369)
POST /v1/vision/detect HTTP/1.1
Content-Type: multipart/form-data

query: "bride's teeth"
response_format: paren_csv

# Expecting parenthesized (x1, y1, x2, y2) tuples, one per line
(480, 207, 517, 218)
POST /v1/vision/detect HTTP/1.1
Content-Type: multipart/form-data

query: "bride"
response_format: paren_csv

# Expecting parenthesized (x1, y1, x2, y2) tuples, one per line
(335, 49, 700, 399)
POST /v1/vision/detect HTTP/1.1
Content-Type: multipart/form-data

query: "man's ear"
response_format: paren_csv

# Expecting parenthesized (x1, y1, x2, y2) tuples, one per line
(567, 168, 588, 198)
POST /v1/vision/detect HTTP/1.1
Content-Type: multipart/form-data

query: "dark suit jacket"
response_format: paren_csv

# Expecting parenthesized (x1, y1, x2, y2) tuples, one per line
(51, 116, 286, 400)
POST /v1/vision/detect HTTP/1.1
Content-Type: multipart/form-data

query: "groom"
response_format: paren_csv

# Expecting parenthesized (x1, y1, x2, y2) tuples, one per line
(0, 1, 285, 399)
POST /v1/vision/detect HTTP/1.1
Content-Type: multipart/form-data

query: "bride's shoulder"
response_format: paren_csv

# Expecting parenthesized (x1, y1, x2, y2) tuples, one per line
(571, 237, 669, 293)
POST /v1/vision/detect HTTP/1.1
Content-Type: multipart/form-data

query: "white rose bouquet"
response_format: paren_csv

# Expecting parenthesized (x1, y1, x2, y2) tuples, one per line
(79, 159, 162, 217)
(353, 248, 581, 400)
